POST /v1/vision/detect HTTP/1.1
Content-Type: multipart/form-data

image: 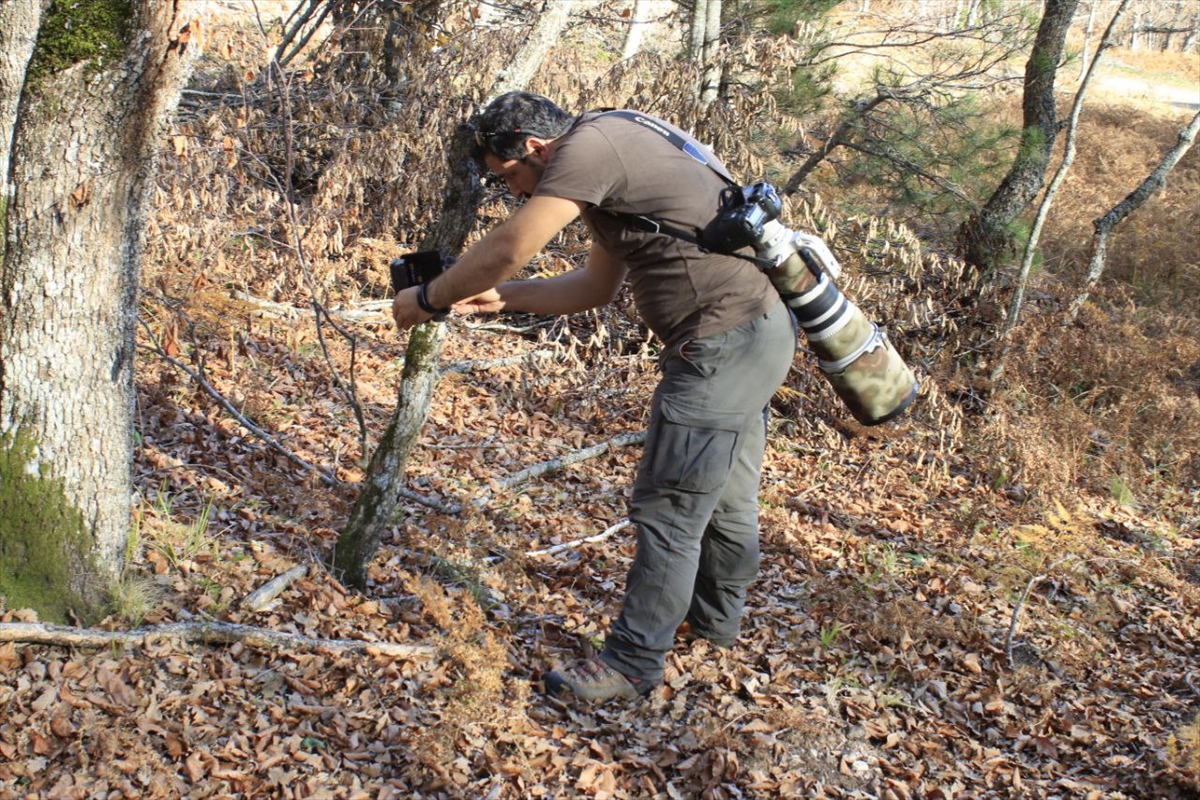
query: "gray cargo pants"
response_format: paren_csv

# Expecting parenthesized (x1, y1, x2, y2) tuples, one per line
(601, 299, 796, 685)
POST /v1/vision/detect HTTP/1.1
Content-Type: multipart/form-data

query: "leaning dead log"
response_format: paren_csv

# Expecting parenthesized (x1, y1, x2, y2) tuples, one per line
(471, 431, 647, 511)
(1066, 109, 1200, 321)
(495, 431, 647, 492)
(0, 621, 437, 660)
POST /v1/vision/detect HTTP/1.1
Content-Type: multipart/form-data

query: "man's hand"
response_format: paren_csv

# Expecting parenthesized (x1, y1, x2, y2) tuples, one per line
(392, 286, 435, 330)
(452, 289, 504, 315)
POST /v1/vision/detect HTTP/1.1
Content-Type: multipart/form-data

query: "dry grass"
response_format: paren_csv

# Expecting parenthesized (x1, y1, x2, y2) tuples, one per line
(1038, 100, 1200, 311)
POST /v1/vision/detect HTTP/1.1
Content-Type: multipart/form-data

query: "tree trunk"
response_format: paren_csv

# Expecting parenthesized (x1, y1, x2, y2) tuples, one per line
(0, 0, 196, 621)
(0, 0, 43, 211)
(494, 0, 579, 94)
(689, 0, 706, 59)
(622, 0, 653, 61)
(334, 6, 576, 588)
(957, 0, 1079, 280)
(1066, 110, 1200, 321)
(1002, 0, 1130, 346)
(698, 0, 723, 109)
(1078, 0, 1097, 82)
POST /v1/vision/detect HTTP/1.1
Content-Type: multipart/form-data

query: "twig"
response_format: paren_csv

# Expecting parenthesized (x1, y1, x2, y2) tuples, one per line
(240, 565, 309, 612)
(259, 45, 369, 457)
(1005, 556, 1072, 669)
(526, 520, 633, 557)
(0, 621, 437, 660)
(139, 319, 339, 486)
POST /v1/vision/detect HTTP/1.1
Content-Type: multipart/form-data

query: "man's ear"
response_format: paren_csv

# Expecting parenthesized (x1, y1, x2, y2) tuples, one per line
(526, 137, 552, 159)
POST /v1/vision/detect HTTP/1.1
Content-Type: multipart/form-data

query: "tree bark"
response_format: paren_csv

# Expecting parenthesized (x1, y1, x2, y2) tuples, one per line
(1066, 109, 1200, 321)
(699, 0, 723, 109)
(334, 2, 585, 590)
(957, 0, 1079, 280)
(622, 0, 653, 61)
(1003, 0, 1130, 341)
(0, 1, 196, 620)
(0, 0, 43, 208)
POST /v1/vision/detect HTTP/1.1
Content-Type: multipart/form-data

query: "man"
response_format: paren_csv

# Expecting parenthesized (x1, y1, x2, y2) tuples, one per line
(392, 91, 795, 703)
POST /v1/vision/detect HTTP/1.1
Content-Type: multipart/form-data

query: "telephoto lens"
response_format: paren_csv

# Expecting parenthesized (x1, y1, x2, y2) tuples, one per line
(759, 230, 918, 425)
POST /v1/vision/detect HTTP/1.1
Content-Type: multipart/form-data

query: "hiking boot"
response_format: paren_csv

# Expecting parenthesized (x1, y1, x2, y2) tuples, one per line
(543, 658, 650, 703)
(676, 621, 733, 649)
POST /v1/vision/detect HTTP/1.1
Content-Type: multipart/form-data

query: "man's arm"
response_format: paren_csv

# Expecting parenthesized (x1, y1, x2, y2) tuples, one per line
(392, 195, 583, 329)
(454, 242, 627, 317)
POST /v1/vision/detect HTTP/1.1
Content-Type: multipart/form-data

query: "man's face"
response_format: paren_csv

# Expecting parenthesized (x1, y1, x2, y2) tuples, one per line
(484, 140, 547, 200)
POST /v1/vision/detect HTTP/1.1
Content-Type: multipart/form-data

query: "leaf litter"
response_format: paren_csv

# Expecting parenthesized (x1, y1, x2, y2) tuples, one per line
(1, 304, 1197, 799)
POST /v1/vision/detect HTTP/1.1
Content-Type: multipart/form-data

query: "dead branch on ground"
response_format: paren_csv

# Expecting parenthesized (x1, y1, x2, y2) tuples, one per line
(527, 520, 633, 557)
(494, 431, 646, 492)
(0, 621, 437, 659)
(240, 565, 309, 611)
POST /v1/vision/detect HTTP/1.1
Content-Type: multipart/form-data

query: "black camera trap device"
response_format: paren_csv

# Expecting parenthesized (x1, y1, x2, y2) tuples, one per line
(390, 250, 453, 321)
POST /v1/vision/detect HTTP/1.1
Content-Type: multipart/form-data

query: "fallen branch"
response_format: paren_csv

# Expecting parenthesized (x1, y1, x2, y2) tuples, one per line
(527, 519, 633, 557)
(1005, 556, 1072, 669)
(240, 565, 309, 612)
(329, 300, 391, 324)
(232, 291, 304, 319)
(495, 431, 646, 492)
(445, 350, 554, 374)
(0, 621, 437, 660)
(396, 485, 462, 514)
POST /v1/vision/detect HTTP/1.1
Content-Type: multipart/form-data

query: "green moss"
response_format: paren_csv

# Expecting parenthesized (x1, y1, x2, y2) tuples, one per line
(0, 430, 94, 622)
(27, 0, 136, 82)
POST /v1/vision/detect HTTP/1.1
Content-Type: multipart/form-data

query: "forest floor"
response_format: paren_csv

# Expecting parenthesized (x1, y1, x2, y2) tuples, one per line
(1, 297, 1197, 797)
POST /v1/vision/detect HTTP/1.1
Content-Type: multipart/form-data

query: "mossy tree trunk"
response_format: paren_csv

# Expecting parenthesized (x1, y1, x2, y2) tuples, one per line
(332, 2, 589, 589)
(332, 128, 482, 589)
(0, 0, 195, 621)
(957, 0, 1079, 281)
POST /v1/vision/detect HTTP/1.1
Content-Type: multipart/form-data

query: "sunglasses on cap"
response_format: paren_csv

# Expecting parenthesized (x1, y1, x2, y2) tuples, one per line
(473, 126, 544, 149)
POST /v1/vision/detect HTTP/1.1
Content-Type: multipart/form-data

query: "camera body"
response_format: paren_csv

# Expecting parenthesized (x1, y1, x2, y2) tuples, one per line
(390, 250, 453, 294)
(702, 182, 785, 255)
(702, 181, 840, 279)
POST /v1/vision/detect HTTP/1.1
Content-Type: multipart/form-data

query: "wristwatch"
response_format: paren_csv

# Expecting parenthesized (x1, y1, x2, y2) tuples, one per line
(416, 282, 449, 319)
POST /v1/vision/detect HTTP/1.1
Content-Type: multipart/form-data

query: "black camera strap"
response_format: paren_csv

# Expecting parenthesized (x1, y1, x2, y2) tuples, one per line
(596, 111, 775, 271)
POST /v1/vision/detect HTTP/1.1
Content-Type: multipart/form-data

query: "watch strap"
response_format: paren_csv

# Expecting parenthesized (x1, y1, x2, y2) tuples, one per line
(416, 282, 449, 316)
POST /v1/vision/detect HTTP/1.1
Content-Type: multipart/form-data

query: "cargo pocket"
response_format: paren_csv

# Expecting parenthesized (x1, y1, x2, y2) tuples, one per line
(648, 397, 745, 493)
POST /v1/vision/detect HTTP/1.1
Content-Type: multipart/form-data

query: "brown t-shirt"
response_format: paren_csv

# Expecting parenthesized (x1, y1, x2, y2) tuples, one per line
(533, 111, 778, 347)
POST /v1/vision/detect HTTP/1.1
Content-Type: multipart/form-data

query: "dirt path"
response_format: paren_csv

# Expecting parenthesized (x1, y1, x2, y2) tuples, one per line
(1091, 72, 1200, 112)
